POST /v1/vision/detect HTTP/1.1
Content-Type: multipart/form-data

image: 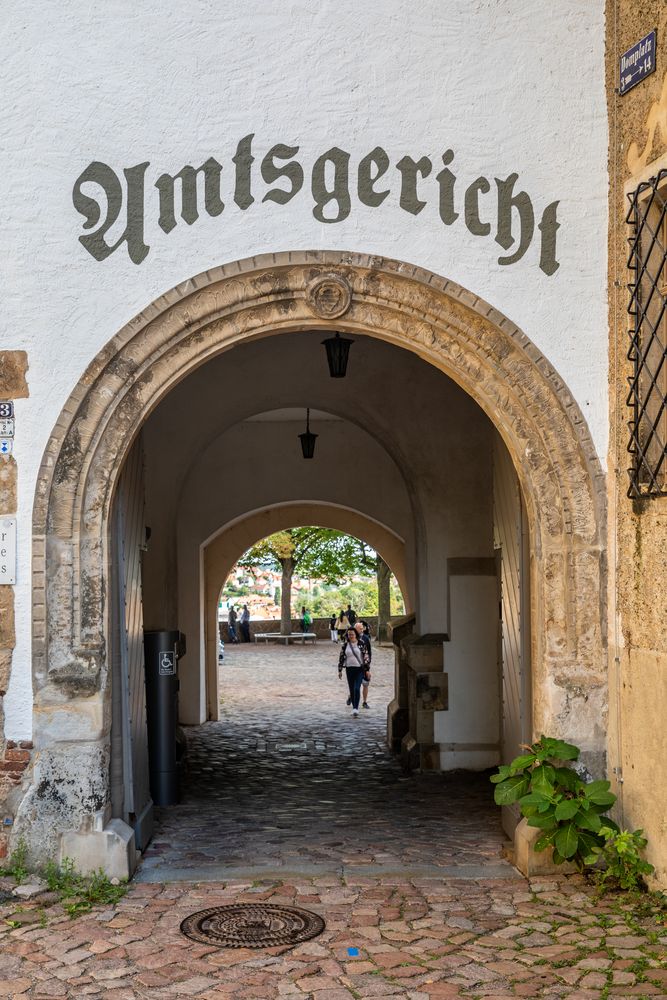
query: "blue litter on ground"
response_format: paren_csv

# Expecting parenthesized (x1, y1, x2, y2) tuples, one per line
(347, 947, 359, 956)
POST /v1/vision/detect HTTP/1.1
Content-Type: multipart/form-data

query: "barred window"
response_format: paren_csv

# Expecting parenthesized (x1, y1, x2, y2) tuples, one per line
(626, 168, 667, 499)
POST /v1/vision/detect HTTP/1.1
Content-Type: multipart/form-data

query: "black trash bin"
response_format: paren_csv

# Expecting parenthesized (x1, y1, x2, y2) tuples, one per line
(143, 629, 186, 806)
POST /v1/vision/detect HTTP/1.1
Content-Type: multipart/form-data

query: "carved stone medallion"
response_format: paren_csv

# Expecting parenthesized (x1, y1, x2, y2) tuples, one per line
(305, 273, 352, 319)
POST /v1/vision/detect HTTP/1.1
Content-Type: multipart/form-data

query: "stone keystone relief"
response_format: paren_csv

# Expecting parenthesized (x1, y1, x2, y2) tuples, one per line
(305, 274, 352, 318)
(72, 136, 560, 275)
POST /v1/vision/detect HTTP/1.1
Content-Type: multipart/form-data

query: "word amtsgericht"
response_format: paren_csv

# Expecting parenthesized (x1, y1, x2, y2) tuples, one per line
(72, 135, 560, 275)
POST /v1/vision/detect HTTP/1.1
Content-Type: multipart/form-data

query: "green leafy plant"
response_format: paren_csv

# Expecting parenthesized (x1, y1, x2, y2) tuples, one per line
(595, 827, 654, 892)
(43, 858, 127, 917)
(0, 838, 29, 884)
(491, 736, 619, 870)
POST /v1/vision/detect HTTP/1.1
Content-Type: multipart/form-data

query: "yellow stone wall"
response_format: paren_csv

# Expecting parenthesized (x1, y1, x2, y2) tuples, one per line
(607, 0, 667, 886)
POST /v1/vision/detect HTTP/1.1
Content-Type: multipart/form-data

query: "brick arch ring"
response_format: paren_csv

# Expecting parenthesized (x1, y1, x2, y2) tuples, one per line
(21, 250, 607, 862)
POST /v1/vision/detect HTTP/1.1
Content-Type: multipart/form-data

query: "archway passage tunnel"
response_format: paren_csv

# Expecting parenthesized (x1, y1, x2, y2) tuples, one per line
(23, 255, 606, 878)
(110, 329, 532, 870)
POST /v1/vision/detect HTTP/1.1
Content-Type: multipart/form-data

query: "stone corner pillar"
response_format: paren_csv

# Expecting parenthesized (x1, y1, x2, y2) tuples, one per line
(512, 817, 577, 877)
(399, 634, 448, 772)
(386, 615, 416, 754)
(60, 808, 137, 881)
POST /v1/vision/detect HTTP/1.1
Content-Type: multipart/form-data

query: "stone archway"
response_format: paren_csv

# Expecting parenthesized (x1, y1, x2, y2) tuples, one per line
(202, 501, 412, 721)
(21, 250, 606, 867)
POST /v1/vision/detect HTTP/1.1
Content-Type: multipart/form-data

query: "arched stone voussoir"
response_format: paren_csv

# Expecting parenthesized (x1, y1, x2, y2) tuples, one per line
(24, 250, 607, 867)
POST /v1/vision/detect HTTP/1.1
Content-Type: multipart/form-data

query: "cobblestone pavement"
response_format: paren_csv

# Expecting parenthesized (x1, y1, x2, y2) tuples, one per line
(1, 872, 666, 998)
(1, 643, 665, 997)
(138, 642, 512, 881)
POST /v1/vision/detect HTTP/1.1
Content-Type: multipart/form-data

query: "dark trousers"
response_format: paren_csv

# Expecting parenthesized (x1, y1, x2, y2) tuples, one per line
(345, 666, 365, 710)
(240, 622, 250, 642)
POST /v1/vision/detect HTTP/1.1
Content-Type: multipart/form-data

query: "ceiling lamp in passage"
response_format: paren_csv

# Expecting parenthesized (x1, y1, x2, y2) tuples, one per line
(299, 408, 318, 459)
(322, 332, 353, 378)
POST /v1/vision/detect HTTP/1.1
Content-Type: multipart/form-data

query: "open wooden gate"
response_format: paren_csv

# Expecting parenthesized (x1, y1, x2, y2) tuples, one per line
(110, 436, 154, 851)
(493, 432, 532, 835)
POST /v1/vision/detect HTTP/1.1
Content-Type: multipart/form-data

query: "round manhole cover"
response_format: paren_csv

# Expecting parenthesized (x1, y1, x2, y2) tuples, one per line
(180, 903, 325, 949)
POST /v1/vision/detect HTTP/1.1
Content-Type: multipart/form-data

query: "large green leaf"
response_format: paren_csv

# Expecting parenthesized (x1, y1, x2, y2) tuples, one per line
(527, 814, 558, 830)
(518, 791, 550, 808)
(576, 808, 602, 832)
(577, 830, 604, 863)
(555, 823, 580, 859)
(493, 774, 530, 805)
(531, 765, 556, 795)
(508, 753, 537, 773)
(545, 739, 580, 761)
(490, 765, 512, 784)
(554, 766, 582, 791)
(554, 799, 580, 821)
(534, 828, 558, 852)
(587, 789, 616, 807)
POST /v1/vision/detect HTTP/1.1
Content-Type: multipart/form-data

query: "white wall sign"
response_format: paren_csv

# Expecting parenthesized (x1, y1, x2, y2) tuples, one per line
(0, 518, 17, 585)
(0, 419, 15, 437)
(0, 439, 13, 456)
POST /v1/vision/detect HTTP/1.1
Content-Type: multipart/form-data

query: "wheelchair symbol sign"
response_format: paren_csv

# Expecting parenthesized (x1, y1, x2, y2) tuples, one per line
(158, 651, 175, 675)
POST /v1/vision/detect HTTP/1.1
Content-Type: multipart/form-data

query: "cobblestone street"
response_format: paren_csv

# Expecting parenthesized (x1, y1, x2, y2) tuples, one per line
(0, 643, 665, 998)
(138, 642, 511, 882)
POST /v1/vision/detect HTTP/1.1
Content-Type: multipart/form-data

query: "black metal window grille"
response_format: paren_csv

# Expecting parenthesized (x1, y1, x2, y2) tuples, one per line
(626, 168, 667, 499)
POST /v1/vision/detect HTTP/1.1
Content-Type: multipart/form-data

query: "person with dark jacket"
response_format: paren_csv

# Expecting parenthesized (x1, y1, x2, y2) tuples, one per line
(240, 604, 251, 643)
(345, 603, 357, 627)
(355, 621, 372, 708)
(338, 627, 370, 716)
(346, 621, 372, 708)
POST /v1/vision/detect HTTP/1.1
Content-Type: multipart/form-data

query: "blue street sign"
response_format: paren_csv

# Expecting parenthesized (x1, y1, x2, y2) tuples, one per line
(619, 30, 657, 96)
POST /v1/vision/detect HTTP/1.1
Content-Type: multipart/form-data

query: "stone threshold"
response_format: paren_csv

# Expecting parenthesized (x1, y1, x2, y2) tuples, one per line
(134, 860, 522, 883)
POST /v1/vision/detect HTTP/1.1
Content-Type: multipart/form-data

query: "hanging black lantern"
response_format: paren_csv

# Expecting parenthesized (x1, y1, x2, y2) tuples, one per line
(299, 408, 318, 459)
(322, 332, 353, 378)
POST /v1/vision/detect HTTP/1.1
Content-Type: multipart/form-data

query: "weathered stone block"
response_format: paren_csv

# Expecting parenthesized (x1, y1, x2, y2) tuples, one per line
(0, 458, 17, 514)
(512, 818, 577, 876)
(60, 816, 136, 881)
(0, 648, 13, 694)
(0, 588, 15, 649)
(406, 642, 444, 672)
(0, 351, 29, 398)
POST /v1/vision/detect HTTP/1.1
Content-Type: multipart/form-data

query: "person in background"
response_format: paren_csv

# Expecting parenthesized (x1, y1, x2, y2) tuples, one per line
(338, 627, 370, 717)
(345, 603, 357, 627)
(347, 620, 372, 707)
(329, 613, 338, 642)
(240, 604, 251, 643)
(227, 605, 239, 644)
(356, 620, 372, 709)
(336, 609, 350, 641)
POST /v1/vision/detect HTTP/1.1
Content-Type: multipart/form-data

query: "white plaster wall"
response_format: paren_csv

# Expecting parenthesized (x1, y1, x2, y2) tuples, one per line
(1, 0, 608, 737)
(434, 575, 501, 770)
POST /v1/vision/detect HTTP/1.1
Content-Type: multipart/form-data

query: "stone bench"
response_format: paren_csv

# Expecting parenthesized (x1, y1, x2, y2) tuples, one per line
(253, 632, 317, 645)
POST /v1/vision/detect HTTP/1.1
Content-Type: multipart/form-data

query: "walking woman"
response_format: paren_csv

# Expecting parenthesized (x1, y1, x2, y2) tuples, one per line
(338, 627, 370, 717)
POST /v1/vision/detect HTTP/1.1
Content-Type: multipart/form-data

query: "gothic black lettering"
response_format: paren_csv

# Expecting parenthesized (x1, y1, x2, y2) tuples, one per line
(261, 144, 304, 205)
(71, 138, 562, 275)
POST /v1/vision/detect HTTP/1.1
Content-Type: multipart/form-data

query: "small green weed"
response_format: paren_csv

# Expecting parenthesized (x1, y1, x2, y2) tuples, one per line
(595, 828, 654, 893)
(0, 838, 29, 884)
(43, 858, 127, 917)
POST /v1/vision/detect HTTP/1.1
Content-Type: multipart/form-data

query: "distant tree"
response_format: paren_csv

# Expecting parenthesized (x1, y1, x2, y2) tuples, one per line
(238, 528, 375, 634)
(237, 527, 405, 636)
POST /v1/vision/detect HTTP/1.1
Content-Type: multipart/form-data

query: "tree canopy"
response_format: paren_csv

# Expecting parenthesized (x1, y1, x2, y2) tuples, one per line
(238, 527, 377, 582)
